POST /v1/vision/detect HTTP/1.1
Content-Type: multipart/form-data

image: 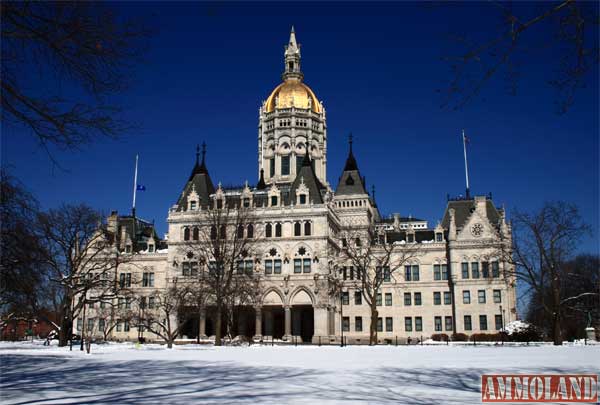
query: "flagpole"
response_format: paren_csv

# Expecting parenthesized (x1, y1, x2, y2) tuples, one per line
(462, 129, 470, 199)
(132, 154, 138, 217)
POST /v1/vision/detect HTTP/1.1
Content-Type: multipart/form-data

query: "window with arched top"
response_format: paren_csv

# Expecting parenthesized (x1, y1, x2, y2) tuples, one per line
(183, 228, 190, 241)
(193, 227, 199, 241)
(247, 224, 254, 239)
(304, 222, 311, 236)
(265, 223, 272, 238)
(275, 223, 282, 237)
(237, 225, 244, 239)
(220, 225, 226, 239)
(294, 222, 301, 236)
(210, 226, 217, 240)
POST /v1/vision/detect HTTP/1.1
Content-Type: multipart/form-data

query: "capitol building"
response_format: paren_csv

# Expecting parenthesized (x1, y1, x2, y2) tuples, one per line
(77, 28, 517, 344)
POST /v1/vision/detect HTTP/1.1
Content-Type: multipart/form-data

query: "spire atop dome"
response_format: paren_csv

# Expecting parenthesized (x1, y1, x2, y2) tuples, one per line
(283, 26, 303, 81)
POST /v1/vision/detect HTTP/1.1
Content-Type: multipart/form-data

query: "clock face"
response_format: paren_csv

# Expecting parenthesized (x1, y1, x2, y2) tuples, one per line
(471, 223, 483, 237)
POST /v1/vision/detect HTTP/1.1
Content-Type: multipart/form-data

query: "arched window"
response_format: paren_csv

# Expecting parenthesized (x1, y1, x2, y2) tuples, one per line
(220, 225, 226, 239)
(210, 226, 217, 240)
(265, 223, 272, 238)
(275, 223, 282, 237)
(294, 222, 301, 236)
(237, 225, 244, 239)
(247, 224, 254, 239)
(193, 227, 199, 241)
(304, 222, 311, 236)
(183, 227, 190, 241)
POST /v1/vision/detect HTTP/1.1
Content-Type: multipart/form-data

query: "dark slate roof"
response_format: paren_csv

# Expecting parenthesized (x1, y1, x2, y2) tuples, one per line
(176, 154, 215, 211)
(440, 198, 501, 229)
(289, 153, 325, 204)
(385, 230, 436, 243)
(379, 216, 426, 224)
(335, 145, 368, 196)
(256, 169, 267, 190)
(117, 216, 165, 251)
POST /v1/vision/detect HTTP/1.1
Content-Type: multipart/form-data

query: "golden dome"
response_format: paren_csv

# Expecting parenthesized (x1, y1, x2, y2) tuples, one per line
(265, 79, 321, 113)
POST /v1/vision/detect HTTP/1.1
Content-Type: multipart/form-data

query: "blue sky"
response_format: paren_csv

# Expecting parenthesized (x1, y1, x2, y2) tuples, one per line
(3, 2, 598, 254)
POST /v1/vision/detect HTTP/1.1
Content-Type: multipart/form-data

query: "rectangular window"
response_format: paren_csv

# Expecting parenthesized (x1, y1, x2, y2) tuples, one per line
(125, 298, 131, 309)
(116, 321, 121, 332)
(269, 158, 275, 177)
(77, 319, 82, 332)
(436, 232, 443, 242)
(434, 316, 442, 332)
(140, 297, 147, 309)
(385, 293, 392, 306)
(245, 260, 253, 275)
(464, 315, 472, 331)
(119, 273, 125, 288)
(412, 265, 420, 281)
(492, 261, 500, 278)
(493, 289, 501, 303)
(294, 259, 302, 274)
(274, 259, 282, 274)
(243, 198, 250, 208)
(342, 291, 349, 305)
(444, 291, 452, 305)
(237, 261, 245, 275)
(463, 290, 471, 304)
(433, 292, 441, 305)
(265, 260, 273, 275)
(355, 316, 363, 332)
(190, 262, 198, 277)
(354, 291, 362, 305)
(383, 267, 391, 282)
(124, 320, 130, 332)
(182, 262, 191, 276)
(377, 317, 383, 332)
(271, 196, 278, 207)
(148, 297, 155, 309)
(98, 319, 105, 331)
(471, 262, 480, 278)
(445, 316, 453, 331)
(405, 317, 413, 332)
(143, 272, 155, 287)
(415, 316, 423, 332)
(342, 316, 350, 332)
(461, 262, 469, 279)
(87, 318, 94, 332)
(404, 292, 411, 306)
(385, 317, 393, 332)
(414, 292, 422, 305)
(479, 315, 488, 331)
(281, 155, 290, 176)
(482, 262, 490, 278)
(405, 265, 411, 281)
(441, 264, 448, 280)
(478, 290, 486, 304)
(148, 245, 155, 253)
(376, 293, 382, 306)
(303, 258, 311, 273)
(495, 314, 503, 330)
(433, 264, 441, 280)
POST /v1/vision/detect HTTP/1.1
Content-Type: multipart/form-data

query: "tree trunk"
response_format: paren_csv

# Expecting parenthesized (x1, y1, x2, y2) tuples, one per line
(197, 311, 201, 344)
(370, 306, 378, 346)
(551, 274, 562, 345)
(215, 305, 222, 346)
(167, 339, 173, 349)
(58, 300, 72, 347)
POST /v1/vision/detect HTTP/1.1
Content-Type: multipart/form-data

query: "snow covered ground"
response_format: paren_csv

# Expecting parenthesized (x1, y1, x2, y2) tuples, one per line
(0, 340, 598, 404)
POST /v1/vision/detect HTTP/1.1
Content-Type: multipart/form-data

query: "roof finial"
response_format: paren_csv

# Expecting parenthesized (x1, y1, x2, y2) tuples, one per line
(349, 132, 353, 153)
(195, 144, 200, 165)
(201, 141, 207, 166)
(371, 184, 376, 200)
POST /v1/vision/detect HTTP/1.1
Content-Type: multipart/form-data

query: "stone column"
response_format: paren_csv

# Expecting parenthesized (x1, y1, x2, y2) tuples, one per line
(284, 305, 292, 340)
(253, 306, 262, 340)
(328, 306, 335, 336)
(199, 307, 207, 339)
(313, 305, 329, 343)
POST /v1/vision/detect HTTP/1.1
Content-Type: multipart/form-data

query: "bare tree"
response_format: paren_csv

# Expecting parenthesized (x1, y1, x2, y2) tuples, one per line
(181, 204, 260, 346)
(1, 2, 147, 162)
(36, 204, 130, 346)
(337, 230, 421, 345)
(136, 282, 189, 349)
(499, 201, 593, 345)
(441, 1, 599, 113)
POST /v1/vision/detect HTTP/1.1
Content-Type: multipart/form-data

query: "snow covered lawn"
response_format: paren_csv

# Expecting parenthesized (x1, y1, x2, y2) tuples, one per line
(0, 340, 598, 404)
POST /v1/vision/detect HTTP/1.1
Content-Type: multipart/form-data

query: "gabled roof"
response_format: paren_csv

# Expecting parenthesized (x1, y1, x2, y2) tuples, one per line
(335, 137, 368, 196)
(176, 144, 215, 211)
(440, 198, 501, 229)
(289, 152, 325, 204)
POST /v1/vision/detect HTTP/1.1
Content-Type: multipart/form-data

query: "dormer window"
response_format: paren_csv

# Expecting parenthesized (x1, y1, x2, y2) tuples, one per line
(243, 198, 250, 208)
(125, 245, 131, 253)
(190, 201, 197, 210)
(148, 245, 154, 253)
(216, 199, 223, 209)
(299, 194, 307, 205)
(407, 234, 414, 243)
(436, 232, 443, 242)
(271, 196, 278, 207)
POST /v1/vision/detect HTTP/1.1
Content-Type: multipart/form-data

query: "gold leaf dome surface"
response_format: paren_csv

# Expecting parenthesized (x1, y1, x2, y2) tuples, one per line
(265, 79, 321, 113)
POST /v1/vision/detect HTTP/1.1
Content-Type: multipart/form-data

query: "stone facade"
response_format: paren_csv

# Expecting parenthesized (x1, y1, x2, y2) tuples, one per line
(76, 28, 517, 344)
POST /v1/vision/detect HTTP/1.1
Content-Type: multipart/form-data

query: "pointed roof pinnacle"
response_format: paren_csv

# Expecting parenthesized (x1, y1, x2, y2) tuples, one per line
(343, 133, 358, 171)
(289, 25, 297, 48)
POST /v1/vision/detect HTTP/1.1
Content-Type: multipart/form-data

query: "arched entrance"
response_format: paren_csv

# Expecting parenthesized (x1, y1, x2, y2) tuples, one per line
(262, 290, 285, 339)
(291, 289, 314, 343)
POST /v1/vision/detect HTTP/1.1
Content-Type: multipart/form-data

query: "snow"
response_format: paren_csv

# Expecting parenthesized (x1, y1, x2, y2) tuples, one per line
(502, 320, 532, 334)
(1, 340, 598, 404)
